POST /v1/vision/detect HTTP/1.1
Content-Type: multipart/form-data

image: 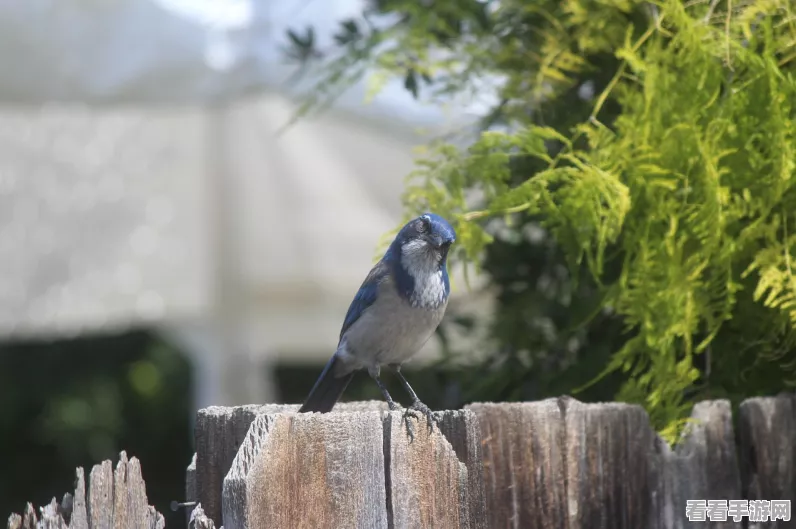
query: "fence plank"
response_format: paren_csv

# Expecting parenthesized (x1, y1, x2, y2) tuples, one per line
(112, 457, 129, 529)
(185, 453, 196, 505)
(185, 453, 197, 529)
(5, 452, 163, 529)
(7, 514, 20, 529)
(433, 410, 487, 528)
(467, 399, 567, 529)
(194, 401, 387, 526)
(469, 398, 661, 529)
(565, 398, 659, 529)
(385, 410, 480, 529)
(658, 400, 742, 529)
(738, 395, 796, 529)
(71, 468, 89, 529)
(222, 410, 389, 529)
(188, 505, 215, 529)
(39, 499, 67, 529)
(89, 460, 113, 529)
(469, 397, 745, 529)
(22, 505, 35, 529)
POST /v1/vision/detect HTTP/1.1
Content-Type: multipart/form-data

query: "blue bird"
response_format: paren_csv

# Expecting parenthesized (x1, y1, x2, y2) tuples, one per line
(298, 213, 456, 431)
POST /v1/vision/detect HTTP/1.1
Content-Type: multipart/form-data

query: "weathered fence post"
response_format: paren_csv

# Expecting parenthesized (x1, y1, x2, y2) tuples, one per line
(8, 394, 796, 528)
(468, 396, 743, 529)
(382, 410, 484, 528)
(425, 409, 486, 525)
(194, 404, 268, 526)
(6, 452, 163, 529)
(467, 398, 567, 528)
(738, 394, 796, 529)
(218, 408, 485, 529)
(658, 400, 742, 529)
(185, 454, 196, 529)
(192, 401, 388, 525)
(223, 410, 388, 529)
(188, 504, 216, 529)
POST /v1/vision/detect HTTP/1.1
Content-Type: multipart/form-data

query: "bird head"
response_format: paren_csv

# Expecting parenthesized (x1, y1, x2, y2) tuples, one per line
(388, 213, 457, 268)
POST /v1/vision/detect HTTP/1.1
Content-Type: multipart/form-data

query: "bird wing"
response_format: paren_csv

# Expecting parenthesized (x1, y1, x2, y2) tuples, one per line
(339, 259, 391, 343)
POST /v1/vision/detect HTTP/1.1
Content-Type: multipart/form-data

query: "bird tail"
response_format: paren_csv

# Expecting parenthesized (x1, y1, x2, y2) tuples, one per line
(298, 354, 354, 413)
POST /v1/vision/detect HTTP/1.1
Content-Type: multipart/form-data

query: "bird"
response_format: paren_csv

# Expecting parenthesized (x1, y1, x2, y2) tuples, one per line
(298, 212, 456, 435)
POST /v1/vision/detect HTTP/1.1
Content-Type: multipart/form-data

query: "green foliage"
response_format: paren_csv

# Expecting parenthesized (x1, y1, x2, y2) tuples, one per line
(287, 0, 796, 441)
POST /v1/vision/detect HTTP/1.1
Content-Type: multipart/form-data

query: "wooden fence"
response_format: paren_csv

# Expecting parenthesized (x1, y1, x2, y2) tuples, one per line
(7, 395, 795, 528)
(6, 452, 164, 529)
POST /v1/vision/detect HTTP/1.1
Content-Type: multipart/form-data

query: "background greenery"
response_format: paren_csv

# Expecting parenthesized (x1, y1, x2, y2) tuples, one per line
(286, 0, 796, 440)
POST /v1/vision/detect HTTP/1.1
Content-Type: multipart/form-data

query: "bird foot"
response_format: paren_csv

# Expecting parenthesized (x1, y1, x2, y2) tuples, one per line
(402, 400, 437, 443)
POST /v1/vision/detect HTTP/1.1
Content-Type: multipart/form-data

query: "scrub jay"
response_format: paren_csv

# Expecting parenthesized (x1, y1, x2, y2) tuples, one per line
(298, 213, 456, 434)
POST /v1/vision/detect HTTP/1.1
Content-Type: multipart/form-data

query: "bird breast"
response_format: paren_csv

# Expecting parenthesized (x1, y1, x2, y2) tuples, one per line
(341, 275, 447, 368)
(400, 240, 448, 309)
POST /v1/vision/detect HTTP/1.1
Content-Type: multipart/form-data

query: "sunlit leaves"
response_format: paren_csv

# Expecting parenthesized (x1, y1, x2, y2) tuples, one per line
(402, 0, 796, 435)
(288, 0, 796, 437)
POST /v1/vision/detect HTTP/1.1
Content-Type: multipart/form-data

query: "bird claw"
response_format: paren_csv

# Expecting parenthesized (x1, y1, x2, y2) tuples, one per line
(402, 400, 437, 442)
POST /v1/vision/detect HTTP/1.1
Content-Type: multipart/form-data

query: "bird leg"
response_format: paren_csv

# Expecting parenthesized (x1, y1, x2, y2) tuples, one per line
(391, 365, 437, 440)
(368, 366, 401, 412)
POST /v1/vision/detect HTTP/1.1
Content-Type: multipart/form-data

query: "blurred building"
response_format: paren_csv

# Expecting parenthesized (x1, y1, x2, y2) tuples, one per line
(0, 0, 491, 409)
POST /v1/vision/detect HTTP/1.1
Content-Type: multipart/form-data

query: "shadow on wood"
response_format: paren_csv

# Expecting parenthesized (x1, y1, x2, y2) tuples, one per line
(738, 395, 796, 529)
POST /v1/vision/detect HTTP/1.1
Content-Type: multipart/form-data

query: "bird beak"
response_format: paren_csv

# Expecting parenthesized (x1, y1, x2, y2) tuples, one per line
(428, 234, 444, 248)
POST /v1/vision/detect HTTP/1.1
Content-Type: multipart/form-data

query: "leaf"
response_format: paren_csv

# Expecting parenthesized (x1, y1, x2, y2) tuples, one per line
(404, 69, 419, 98)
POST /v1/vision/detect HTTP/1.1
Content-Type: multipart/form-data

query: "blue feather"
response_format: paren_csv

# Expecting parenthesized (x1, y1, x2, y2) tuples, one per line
(382, 235, 418, 302)
(391, 260, 416, 302)
(338, 260, 390, 341)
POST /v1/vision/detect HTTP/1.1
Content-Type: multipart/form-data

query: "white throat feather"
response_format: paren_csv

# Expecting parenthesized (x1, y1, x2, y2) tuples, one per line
(400, 239, 447, 309)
